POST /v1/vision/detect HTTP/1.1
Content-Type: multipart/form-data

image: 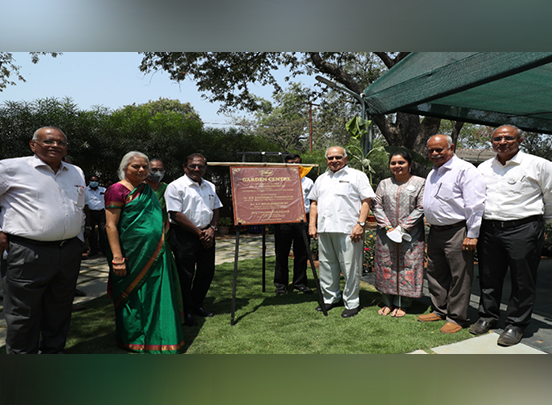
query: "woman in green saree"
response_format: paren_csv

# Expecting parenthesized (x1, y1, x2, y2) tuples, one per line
(105, 151, 184, 353)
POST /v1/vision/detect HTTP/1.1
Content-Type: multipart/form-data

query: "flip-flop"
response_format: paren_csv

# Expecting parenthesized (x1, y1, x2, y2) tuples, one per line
(378, 306, 394, 316)
(391, 307, 406, 318)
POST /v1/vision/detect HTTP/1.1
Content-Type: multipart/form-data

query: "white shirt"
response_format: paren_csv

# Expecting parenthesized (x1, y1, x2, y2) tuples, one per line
(0, 155, 86, 241)
(301, 176, 314, 214)
(84, 185, 106, 210)
(478, 151, 552, 223)
(423, 155, 486, 238)
(308, 166, 375, 234)
(165, 174, 223, 229)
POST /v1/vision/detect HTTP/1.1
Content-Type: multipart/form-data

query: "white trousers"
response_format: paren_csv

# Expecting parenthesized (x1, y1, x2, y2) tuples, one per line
(318, 232, 363, 310)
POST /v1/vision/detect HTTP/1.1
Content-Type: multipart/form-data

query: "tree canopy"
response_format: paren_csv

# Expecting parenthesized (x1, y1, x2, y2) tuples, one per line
(138, 52, 452, 174)
(0, 52, 60, 92)
(0, 96, 279, 213)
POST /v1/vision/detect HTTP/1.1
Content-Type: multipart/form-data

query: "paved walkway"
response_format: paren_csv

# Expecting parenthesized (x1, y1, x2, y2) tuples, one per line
(1, 234, 549, 354)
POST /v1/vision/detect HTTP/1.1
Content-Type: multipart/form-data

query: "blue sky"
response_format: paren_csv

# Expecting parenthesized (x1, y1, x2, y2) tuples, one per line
(0, 52, 318, 128)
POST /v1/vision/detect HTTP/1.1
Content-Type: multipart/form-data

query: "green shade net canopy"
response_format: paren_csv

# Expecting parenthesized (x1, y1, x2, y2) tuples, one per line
(363, 52, 552, 134)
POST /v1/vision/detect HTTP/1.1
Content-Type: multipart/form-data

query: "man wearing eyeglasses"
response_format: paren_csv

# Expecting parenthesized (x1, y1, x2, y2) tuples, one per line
(0, 127, 86, 353)
(165, 153, 222, 326)
(308, 146, 375, 318)
(419, 135, 486, 334)
(470, 125, 552, 346)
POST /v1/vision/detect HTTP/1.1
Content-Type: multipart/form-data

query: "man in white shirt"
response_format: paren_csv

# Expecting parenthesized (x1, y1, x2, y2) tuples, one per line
(308, 146, 375, 318)
(166, 153, 222, 327)
(84, 175, 106, 256)
(470, 125, 552, 346)
(419, 135, 486, 334)
(274, 154, 315, 295)
(0, 127, 86, 354)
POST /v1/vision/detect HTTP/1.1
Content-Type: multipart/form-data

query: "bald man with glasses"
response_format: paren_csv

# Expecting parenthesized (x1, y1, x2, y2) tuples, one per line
(472, 125, 552, 346)
(0, 127, 86, 354)
(308, 146, 375, 318)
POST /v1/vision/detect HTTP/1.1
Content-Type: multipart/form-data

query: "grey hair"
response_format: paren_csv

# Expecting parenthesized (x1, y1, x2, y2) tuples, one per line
(325, 146, 348, 159)
(117, 151, 150, 180)
(32, 126, 67, 141)
(427, 135, 453, 147)
(492, 124, 523, 138)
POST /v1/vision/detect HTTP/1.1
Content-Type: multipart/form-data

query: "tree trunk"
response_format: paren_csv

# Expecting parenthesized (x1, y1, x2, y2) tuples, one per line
(374, 113, 441, 176)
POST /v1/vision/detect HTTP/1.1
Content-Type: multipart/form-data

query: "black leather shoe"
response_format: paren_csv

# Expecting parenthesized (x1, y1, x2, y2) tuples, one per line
(315, 300, 344, 312)
(293, 284, 313, 294)
(469, 318, 498, 335)
(194, 307, 215, 317)
(275, 286, 287, 295)
(341, 307, 360, 318)
(184, 313, 198, 327)
(497, 325, 524, 347)
(71, 304, 87, 312)
(74, 288, 87, 297)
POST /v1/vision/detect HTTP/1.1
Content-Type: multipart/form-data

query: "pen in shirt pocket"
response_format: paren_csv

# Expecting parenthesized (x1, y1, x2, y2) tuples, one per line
(434, 183, 442, 198)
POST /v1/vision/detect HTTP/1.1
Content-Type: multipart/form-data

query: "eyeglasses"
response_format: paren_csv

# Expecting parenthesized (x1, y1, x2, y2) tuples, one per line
(188, 164, 205, 170)
(326, 156, 343, 161)
(492, 136, 517, 142)
(150, 168, 165, 173)
(427, 148, 446, 154)
(35, 139, 68, 147)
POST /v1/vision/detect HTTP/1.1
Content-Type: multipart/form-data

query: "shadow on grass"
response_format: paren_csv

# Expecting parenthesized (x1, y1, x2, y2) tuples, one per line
(0, 257, 475, 354)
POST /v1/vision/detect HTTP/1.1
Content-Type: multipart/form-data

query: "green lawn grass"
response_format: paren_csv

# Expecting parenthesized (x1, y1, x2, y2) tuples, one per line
(2, 257, 476, 354)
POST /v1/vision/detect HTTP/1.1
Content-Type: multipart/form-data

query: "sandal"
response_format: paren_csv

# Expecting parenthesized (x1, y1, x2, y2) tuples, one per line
(391, 307, 406, 318)
(378, 306, 394, 316)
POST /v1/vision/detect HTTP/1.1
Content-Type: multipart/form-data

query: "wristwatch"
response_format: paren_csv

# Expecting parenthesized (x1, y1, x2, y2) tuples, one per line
(358, 221, 366, 227)
(210, 225, 218, 232)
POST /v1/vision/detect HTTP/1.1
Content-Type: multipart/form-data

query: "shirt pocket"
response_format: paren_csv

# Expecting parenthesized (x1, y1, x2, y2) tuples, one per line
(70, 185, 86, 208)
(206, 194, 216, 210)
(508, 176, 538, 195)
(435, 183, 454, 202)
(335, 181, 352, 196)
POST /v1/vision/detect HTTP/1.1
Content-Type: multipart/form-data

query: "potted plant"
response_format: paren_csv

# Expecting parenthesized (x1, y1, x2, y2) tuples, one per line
(218, 217, 233, 236)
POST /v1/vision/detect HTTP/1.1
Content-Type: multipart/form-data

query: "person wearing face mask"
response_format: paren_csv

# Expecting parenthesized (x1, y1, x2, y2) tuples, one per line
(419, 135, 486, 334)
(84, 175, 107, 257)
(145, 159, 169, 226)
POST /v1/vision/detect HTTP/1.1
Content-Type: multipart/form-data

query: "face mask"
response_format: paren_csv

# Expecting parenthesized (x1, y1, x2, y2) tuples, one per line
(147, 171, 164, 183)
(89, 181, 99, 188)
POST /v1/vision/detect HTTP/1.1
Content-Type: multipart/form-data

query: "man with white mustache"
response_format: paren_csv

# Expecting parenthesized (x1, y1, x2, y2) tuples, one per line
(418, 135, 486, 334)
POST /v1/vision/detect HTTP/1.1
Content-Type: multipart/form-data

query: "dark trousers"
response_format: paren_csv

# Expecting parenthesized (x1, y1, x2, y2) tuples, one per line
(274, 220, 309, 288)
(1, 237, 82, 354)
(88, 209, 107, 253)
(477, 218, 544, 329)
(426, 224, 474, 325)
(169, 226, 215, 313)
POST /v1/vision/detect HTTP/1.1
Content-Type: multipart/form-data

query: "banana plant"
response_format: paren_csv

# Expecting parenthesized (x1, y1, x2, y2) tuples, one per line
(346, 115, 388, 186)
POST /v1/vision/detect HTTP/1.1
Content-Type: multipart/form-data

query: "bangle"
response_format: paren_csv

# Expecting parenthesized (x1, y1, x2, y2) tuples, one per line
(112, 259, 126, 265)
